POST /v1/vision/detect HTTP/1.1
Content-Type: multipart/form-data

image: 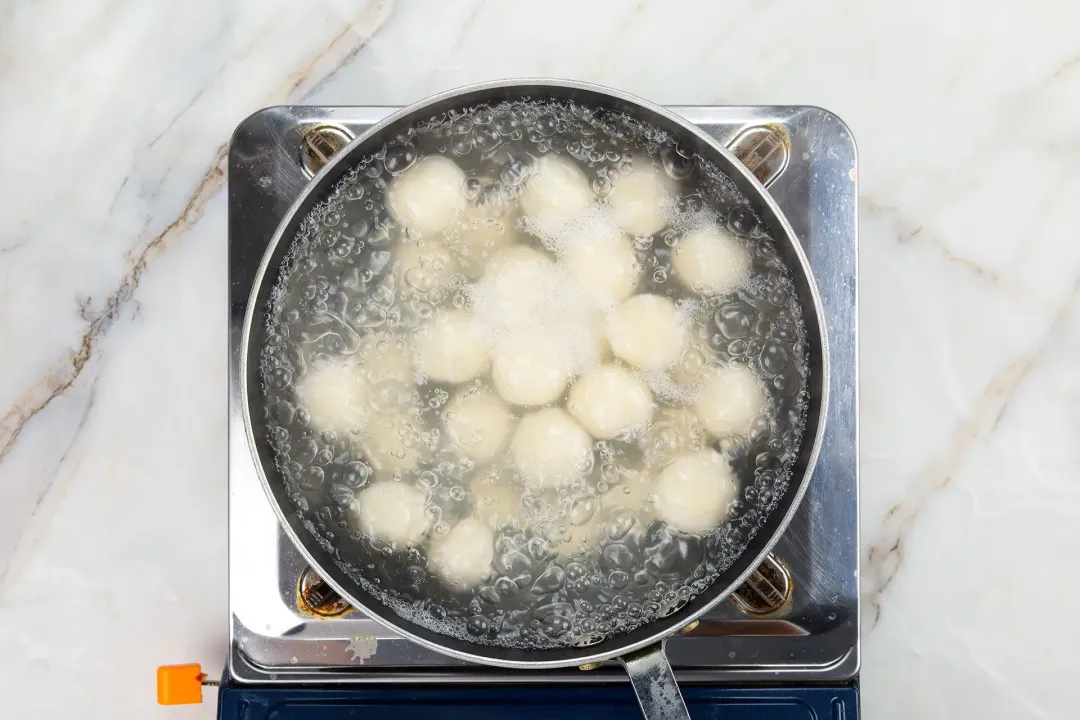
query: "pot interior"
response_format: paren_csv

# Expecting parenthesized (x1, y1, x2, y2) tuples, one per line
(242, 81, 827, 667)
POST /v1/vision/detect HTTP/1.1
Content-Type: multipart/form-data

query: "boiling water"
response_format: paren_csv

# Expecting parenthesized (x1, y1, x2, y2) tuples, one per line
(259, 99, 810, 650)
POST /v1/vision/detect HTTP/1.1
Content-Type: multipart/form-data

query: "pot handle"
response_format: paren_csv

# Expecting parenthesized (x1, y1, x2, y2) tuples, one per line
(619, 641, 691, 720)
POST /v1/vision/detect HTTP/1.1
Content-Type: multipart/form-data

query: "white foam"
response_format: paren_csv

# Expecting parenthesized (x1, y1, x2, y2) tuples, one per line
(640, 367, 702, 406)
(465, 244, 605, 383)
(520, 203, 617, 260)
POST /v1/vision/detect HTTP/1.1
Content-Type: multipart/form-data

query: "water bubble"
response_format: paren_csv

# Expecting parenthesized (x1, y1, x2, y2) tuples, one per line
(535, 114, 557, 136)
(384, 144, 416, 174)
(727, 205, 758, 236)
(759, 340, 789, 375)
(571, 632, 606, 647)
(533, 602, 573, 622)
(494, 115, 519, 135)
(541, 614, 572, 638)
(466, 615, 490, 636)
(658, 595, 689, 617)
(570, 495, 598, 526)
(299, 466, 324, 491)
(661, 146, 693, 179)
(566, 562, 587, 581)
(528, 537, 554, 562)
(294, 438, 318, 464)
(464, 178, 483, 200)
(500, 160, 529, 187)
(269, 425, 290, 447)
(451, 135, 474, 155)
(329, 484, 355, 508)
(531, 566, 566, 595)
(606, 510, 636, 541)
(601, 544, 634, 570)
(265, 366, 293, 390)
(498, 549, 532, 577)
(767, 286, 790, 307)
(494, 576, 518, 598)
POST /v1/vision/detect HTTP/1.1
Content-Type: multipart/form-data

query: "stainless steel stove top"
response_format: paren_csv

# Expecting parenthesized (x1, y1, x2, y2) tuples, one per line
(227, 105, 858, 685)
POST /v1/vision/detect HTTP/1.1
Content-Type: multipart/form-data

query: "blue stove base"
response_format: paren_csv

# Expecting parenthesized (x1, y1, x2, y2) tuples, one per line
(218, 680, 859, 719)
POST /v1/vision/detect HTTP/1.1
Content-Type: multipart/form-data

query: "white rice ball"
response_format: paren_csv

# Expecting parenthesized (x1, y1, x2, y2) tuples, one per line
(562, 224, 639, 307)
(386, 156, 467, 236)
(567, 364, 654, 439)
(693, 364, 766, 438)
(414, 309, 489, 384)
(608, 159, 673, 235)
(491, 330, 570, 406)
(606, 294, 687, 371)
(428, 517, 495, 589)
(656, 450, 737, 534)
(356, 481, 430, 546)
(294, 357, 369, 436)
(672, 226, 751, 295)
(444, 388, 514, 463)
(520, 154, 593, 222)
(511, 407, 593, 488)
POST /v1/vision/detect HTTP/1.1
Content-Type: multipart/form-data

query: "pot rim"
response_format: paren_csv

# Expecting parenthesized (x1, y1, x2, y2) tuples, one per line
(238, 77, 831, 669)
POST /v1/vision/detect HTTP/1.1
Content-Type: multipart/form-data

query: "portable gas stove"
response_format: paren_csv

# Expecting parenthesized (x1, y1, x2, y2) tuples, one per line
(174, 104, 858, 718)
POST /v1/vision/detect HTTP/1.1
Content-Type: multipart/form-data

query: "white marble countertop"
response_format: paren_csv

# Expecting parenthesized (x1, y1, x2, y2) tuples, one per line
(1, 1, 1078, 717)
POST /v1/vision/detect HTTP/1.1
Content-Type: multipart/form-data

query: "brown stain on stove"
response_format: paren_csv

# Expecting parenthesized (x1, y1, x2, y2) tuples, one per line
(729, 124, 790, 186)
(730, 557, 794, 617)
(691, 619, 808, 637)
(767, 124, 791, 150)
(296, 570, 355, 619)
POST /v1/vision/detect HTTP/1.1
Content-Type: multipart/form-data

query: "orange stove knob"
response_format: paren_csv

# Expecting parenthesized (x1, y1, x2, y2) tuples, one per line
(156, 663, 209, 705)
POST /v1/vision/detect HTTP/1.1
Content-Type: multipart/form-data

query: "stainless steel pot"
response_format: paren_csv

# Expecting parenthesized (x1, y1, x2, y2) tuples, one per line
(239, 79, 830, 719)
